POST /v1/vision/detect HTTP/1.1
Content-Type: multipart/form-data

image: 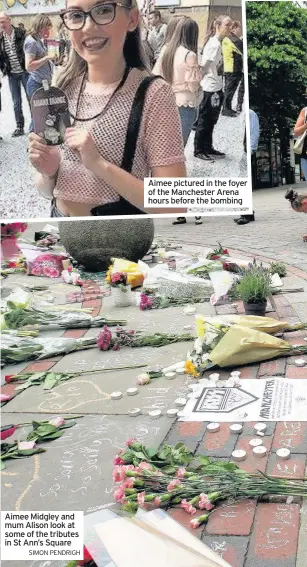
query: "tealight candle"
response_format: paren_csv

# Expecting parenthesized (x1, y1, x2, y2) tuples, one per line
(206, 422, 220, 432)
(128, 408, 141, 417)
(230, 371, 241, 377)
(127, 388, 139, 396)
(249, 438, 263, 448)
(232, 449, 246, 461)
(175, 398, 187, 407)
(254, 423, 267, 433)
(165, 372, 176, 380)
(294, 358, 306, 367)
(167, 408, 179, 417)
(253, 446, 267, 457)
(209, 373, 220, 382)
(276, 448, 291, 460)
(149, 410, 162, 419)
(230, 424, 243, 434)
(183, 325, 192, 330)
(111, 391, 122, 400)
(176, 368, 186, 375)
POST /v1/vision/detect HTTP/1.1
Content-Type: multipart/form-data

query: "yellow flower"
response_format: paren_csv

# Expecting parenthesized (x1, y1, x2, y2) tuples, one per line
(196, 315, 205, 339)
(106, 266, 112, 284)
(185, 360, 199, 377)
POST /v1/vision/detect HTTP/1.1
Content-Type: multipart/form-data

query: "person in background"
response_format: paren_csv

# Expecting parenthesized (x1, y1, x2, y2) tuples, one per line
(294, 106, 307, 182)
(194, 15, 232, 162)
(147, 9, 167, 65)
(232, 20, 245, 114)
(24, 15, 54, 130)
(285, 189, 307, 241)
(0, 12, 28, 137)
(153, 16, 203, 226)
(18, 22, 26, 32)
(140, 18, 154, 68)
(234, 108, 259, 225)
(222, 19, 243, 117)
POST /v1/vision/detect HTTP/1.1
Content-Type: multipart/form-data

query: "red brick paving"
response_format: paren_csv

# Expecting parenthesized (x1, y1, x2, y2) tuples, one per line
(206, 500, 256, 536)
(245, 503, 300, 565)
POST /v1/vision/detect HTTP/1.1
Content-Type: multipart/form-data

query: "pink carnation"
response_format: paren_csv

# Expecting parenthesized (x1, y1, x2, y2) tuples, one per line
(114, 487, 125, 502)
(167, 479, 182, 492)
(112, 467, 125, 483)
(190, 518, 201, 529)
(137, 491, 146, 506)
(113, 454, 125, 466)
(181, 499, 197, 515)
(138, 462, 152, 471)
(199, 493, 215, 511)
(126, 438, 136, 447)
(176, 467, 186, 479)
(154, 496, 162, 507)
(121, 478, 135, 489)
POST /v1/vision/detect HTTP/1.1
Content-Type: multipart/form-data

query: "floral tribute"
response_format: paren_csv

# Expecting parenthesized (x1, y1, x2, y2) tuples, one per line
(1, 416, 81, 470)
(109, 272, 129, 291)
(97, 326, 193, 351)
(139, 292, 211, 310)
(206, 243, 229, 261)
(111, 440, 307, 530)
(1, 223, 28, 239)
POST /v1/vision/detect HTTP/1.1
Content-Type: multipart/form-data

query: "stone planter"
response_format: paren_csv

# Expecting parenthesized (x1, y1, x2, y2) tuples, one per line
(243, 300, 267, 316)
(59, 218, 154, 272)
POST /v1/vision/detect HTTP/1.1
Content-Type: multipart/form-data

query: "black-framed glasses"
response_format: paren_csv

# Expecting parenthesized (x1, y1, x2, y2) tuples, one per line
(60, 2, 130, 30)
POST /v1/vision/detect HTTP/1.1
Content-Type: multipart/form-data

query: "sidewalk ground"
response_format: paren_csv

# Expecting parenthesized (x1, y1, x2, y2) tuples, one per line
(1, 219, 307, 567)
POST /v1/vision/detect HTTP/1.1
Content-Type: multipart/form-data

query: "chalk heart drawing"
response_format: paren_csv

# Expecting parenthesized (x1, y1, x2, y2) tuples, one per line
(38, 380, 110, 412)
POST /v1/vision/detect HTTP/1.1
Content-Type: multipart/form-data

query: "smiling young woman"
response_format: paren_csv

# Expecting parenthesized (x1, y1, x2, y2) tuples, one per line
(28, 0, 186, 217)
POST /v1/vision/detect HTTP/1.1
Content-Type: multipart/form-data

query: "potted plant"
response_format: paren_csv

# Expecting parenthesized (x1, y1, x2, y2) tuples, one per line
(110, 272, 132, 307)
(234, 263, 272, 316)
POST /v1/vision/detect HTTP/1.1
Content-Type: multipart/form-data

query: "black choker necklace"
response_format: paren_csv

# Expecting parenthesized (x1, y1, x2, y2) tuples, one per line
(70, 66, 131, 124)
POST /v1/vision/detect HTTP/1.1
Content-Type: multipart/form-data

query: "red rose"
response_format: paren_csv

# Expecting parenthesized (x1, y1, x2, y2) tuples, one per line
(5, 375, 16, 383)
(223, 249, 229, 255)
(211, 255, 219, 260)
(8, 262, 17, 268)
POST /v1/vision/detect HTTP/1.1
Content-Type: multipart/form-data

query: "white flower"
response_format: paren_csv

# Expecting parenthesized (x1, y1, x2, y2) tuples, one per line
(194, 338, 203, 354)
(49, 416, 65, 427)
(226, 379, 235, 388)
(201, 353, 209, 363)
(18, 440, 36, 451)
(136, 373, 150, 385)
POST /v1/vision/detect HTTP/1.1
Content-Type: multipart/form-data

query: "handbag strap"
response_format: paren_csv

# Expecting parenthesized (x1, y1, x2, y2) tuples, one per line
(121, 75, 162, 173)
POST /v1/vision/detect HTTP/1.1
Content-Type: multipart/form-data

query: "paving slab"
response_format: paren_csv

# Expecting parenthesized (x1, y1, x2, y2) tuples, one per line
(4, 347, 194, 415)
(1, 413, 171, 513)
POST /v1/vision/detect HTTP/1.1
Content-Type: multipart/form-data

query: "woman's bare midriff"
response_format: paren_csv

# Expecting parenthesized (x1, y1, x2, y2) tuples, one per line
(56, 199, 106, 217)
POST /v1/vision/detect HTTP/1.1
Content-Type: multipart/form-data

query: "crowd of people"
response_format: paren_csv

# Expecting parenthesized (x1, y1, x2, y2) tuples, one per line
(0, 1, 245, 218)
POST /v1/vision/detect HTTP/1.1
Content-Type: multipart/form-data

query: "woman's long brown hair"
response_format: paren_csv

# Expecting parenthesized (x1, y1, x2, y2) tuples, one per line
(161, 17, 199, 85)
(29, 14, 52, 39)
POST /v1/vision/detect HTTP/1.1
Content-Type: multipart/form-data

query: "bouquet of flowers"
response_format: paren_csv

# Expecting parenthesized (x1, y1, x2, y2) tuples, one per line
(109, 272, 129, 291)
(112, 440, 307, 530)
(185, 315, 307, 374)
(206, 243, 229, 261)
(1, 223, 28, 239)
(139, 292, 211, 310)
(97, 326, 194, 351)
